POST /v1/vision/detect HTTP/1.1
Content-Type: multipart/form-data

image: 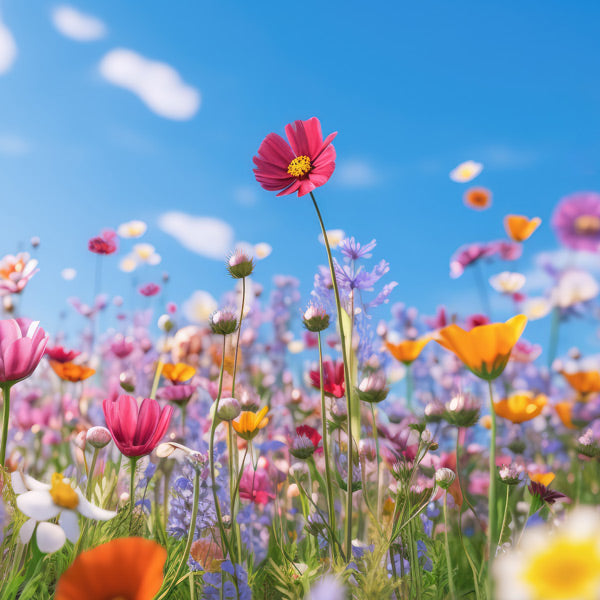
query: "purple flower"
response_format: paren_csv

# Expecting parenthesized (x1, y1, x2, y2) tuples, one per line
(338, 237, 376, 260)
(552, 192, 600, 251)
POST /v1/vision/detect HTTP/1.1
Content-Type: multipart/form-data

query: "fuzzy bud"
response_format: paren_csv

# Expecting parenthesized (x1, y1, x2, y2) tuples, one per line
(86, 426, 112, 449)
(356, 371, 389, 404)
(435, 467, 456, 490)
(302, 303, 330, 333)
(227, 250, 254, 279)
(498, 463, 523, 485)
(209, 309, 238, 336)
(443, 393, 481, 428)
(217, 397, 241, 422)
(158, 314, 175, 333)
(119, 370, 136, 393)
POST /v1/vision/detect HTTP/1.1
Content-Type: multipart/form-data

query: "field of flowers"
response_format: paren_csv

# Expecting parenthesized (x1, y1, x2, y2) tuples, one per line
(0, 116, 599, 600)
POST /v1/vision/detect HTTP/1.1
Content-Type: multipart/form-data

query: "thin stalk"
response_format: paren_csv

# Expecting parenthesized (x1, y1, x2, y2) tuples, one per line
(497, 484, 511, 547)
(310, 191, 354, 555)
(129, 456, 138, 531)
(0, 383, 12, 465)
(181, 404, 187, 438)
(86, 448, 100, 501)
(443, 493, 456, 600)
(405, 365, 413, 412)
(370, 403, 381, 518)
(150, 359, 164, 400)
(487, 380, 498, 597)
(546, 306, 560, 372)
(230, 277, 246, 399)
(317, 331, 337, 558)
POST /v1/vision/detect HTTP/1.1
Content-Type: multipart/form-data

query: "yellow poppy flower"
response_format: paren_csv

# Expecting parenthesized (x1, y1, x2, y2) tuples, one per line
(435, 315, 527, 380)
(528, 472, 555, 487)
(555, 401, 577, 429)
(385, 336, 432, 365)
(162, 362, 196, 383)
(562, 370, 600, 396)
(494, 391, 547, 423)
(232, 406, 269, 441)
(504, 214, 541, 242)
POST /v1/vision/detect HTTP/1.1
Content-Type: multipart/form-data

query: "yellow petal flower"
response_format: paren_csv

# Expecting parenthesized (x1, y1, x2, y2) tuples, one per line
(494, 391, 547, 424)
(385, 336, 432, 365)
(504, 214, 541, 242)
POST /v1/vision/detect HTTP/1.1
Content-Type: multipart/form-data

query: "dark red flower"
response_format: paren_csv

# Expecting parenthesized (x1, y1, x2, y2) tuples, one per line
(528, 481, 567, 506)
(45, 345, 81, 363)
(309, 360, 345, 398)
(466, 314, 490, 330)
(295, 424, 322, 454)
(88, 230, 118, 255)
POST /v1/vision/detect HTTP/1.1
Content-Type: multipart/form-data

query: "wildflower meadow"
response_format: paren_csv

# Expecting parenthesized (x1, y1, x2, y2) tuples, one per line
(0, 3, 599, 599)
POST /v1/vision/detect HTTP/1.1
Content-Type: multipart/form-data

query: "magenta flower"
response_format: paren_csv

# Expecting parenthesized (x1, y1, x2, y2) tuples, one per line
(0, 318, 48, 384)
(156, 384, 197, 405)
(138, 283, 161, 297)
(45, 344, 80, 363)
(102, 394, 173, 458)
(552, 192, 600, 251)
(253, 117, 337, 197)
(88, 230, 118, 255)
(0, 253, 38, 296)
(110, 335, 134, 359)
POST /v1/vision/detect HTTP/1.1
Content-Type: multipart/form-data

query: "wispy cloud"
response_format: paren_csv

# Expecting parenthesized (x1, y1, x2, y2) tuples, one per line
(479, 144, 539, 170)
(158, 211, 233, 259)
(233, 185, 258, 206)
(52, 5, 107, 41)
(0, 134, 29, 156)
(335, 159, 379, 188)
(0, 23, 17, 75)
(99, 49, 200, 120)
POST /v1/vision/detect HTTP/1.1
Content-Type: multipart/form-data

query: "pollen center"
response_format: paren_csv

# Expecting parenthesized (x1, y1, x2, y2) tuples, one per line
(574, 214, 600, 235)
(49, 473, 79, 509)
(287, 155, 312, 178)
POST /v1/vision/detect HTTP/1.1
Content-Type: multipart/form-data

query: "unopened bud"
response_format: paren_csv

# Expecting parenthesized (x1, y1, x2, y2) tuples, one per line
(86, 426, 112, 449)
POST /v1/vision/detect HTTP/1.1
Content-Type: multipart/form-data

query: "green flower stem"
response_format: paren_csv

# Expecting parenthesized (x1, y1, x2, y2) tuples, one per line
(547, 306, 560, 372)
(497, 484, 511, 547)
(86, 447, 100, 501)
(405, 365, 413, 412)
(310, 191, 354, 556)
(129, 456, 138, 531)
(487, 380, 498, 595)
(317, 331, 337, 559)
(150, 358, 164, 400)
(443, 492, 456, 600)
(181, 404, 187, 438)
(230, 277, 246, 399)
(370, 402, 381, 517)
(0, 383, 13, 466)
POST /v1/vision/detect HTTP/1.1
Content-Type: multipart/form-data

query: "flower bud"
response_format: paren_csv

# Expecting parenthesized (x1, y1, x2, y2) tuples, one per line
(289, 462, 309, 481)
(302, 303, 330, 333)
(289, 435, 316, 460)
(435, 467, 456, 490)
(119, 370, 136, 393)
(217, 397, 241, 422)
(86, 426, 112, 449)
(577, 429, 600, 458)
(424, 401, 445, 423)
(356, 372, 389, 404)
(74, 430, 87, 450)
(227, 250, 255, 279)
(498, 463, 523, 485)
(158, 314, 175, 333)
(443, 393, 480, 428)
(209, 309, 238, 335)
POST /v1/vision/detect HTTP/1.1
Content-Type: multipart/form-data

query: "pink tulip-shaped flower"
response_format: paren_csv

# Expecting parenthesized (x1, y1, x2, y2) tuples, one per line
(0, 318, 48, 384)
(253, 117, 337, 197)
(102, 394, 173, 458)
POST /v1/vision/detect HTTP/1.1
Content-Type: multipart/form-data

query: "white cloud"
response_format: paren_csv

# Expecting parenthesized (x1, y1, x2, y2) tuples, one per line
(335, 159, 379, 187)
(61, 268, 77, 281)
(52, 6, 107, 41)
(0, 23, 17, 75)
(158, 211, 233, 259)
(0, 135, 29, 156)
(99, 49, 200, 120)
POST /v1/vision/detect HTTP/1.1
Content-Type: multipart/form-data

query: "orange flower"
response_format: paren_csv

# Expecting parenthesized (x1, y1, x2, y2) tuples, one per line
(232, 406, 269, 441)
(504, 214, 541, 242)
(528, 472, 555, 487)
(562, 370, 600, 396)
(385, 336, 432, 365)
(435, 315, 527, 380)
(162, 362, 196, 383)
(55, 537, 166, 600)
(464, 187, 492, 210)
(49, 360, 95, 383)
(555, 401, 577, 429)
(494, 391, 547, 424)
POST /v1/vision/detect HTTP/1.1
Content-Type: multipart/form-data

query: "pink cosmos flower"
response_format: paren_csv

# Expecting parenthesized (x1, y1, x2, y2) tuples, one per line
(138, 283, 161, 297)
(0, 318, 48, 384)
(88, 230, 118, 255)
(102, 394, 173, 458)
(110, 335, 134, 359)
(253, 117, 337, 197)
(239, 464, 275, 505)
(0, 253, 38, 296)
(552, 192, 600, 251)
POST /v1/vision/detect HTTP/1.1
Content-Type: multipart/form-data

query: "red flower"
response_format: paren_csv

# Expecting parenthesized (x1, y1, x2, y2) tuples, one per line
(239, 464, 275, 505)
(253, 117, 337, 197)
(102, 394, 172, 458)
(296, 424, 322, 454)
(309, 360, 345, 398)
(45, 345, 81, 363)
(88, 230, 118, 255)
(139, 283, 161, 297)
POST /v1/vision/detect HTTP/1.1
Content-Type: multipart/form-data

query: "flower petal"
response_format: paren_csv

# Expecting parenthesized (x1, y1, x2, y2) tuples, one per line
(36, 521, 66, 553)
(19, 518, 36, 543)
(59, 510, 80, 543)
(17, 490, 60, 520)
(75, 491, 117, 521)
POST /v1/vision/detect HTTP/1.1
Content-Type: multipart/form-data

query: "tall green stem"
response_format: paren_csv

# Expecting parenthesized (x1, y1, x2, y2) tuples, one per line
(230, 277, 245, 399)
(405, 365, 413, 412)
(86, 448, 100, 501)
(310, 191, 354, 556)
(497, 484, 511, 547)
(487, 380, 498, 595)
(0, 383, 12, 466)
(547, 306, 560, 372)
(317, 332, 337, 559)
(129, 456, 138, 531)
(443, 493, 456, 600)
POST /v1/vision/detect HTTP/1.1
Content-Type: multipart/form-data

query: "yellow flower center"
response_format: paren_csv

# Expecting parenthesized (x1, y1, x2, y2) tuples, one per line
(49, 473, 79, 509)
(522, 537, 600, 599)
(574, 214, 600, 235)
(287, 155, 312, 178)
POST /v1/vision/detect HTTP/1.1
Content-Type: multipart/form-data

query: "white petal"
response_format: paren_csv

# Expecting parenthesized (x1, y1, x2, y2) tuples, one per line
(23, 473, 50, 491)
(75, 491, 117, 521)
(17, 490, 60, 520)
(19, 518, 36, 543)
(59, 511, 80, 543)
(36, 522, 66, 553)
(11, 472, 28, 494)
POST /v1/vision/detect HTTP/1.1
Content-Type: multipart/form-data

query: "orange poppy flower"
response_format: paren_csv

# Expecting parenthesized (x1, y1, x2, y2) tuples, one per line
(528, 472, 555, 487)
(555, 401, 577, 429)
(162, 362, 196, 383)
(232, 406, 269, 441)
(494, 391, 547, 424)
(49, 360, 95, 383)
(55, 537, 166, 600)
(561, 370, 600, 396)
(464, 187, 492, 211)
(504, 214, 541, 242)
(385, 336, 432, 365)
(435, 315, 527, 380)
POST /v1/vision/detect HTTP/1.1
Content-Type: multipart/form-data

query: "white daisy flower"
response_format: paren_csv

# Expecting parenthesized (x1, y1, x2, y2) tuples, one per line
(133, 243, 161, 266)
(12, 471, 116, 554)
(489, 271, 526, 294)
(254, 242, 272, 259)
(449, 160, 483, 183)
(318, 229, 345, 248)
(117, 220, 147, 239)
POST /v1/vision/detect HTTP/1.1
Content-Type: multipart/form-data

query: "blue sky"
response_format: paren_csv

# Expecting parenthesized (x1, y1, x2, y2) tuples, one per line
(0, 1, 599, 352)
